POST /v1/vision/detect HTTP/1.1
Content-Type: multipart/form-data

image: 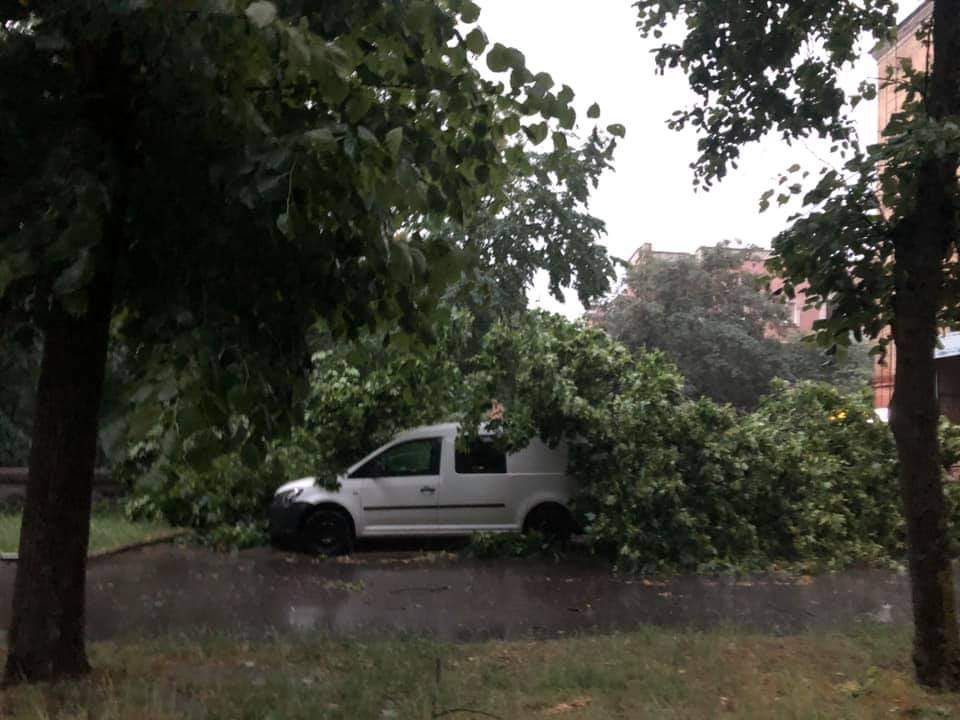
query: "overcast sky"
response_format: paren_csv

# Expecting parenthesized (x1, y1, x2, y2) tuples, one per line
(472, 0, 924, 317)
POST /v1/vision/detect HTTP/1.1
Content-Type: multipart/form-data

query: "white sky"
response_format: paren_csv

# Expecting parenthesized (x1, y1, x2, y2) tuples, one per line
(472, 0, 923, 317)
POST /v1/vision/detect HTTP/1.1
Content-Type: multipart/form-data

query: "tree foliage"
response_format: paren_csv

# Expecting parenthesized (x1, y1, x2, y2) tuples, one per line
(599, 244, 872, 408)
(439, 137, 617, 320)
(0, 0, 618, 465)
(125, 309, 472, 545)
(634, 0, 896, 187)
(459, 312, 914, 571)
(128, 307, 959, 571)
(633, 0, 960, 687)
(0, 0, 620, 682)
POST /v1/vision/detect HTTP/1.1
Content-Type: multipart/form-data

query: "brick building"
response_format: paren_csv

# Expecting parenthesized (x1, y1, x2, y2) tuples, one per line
(870, 1, 960, 422)
(629, 242, 825, 335)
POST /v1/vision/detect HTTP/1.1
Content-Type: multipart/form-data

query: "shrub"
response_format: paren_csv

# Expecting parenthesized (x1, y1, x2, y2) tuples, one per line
(461, 312, 922, 571)
(740, 381, 903, 566)
(0, 410, 29, 466)
(126, 451, 281, 547)
(120, 309, 960, 568)
(460, 312, 746, 570)
(465, 530, 558, 559)
(123, 320, 467, 538)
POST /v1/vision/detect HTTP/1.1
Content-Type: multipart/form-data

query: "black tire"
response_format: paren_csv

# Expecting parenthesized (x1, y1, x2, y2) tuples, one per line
(523, 504, 575, 543)
(301, 507, 354, 557)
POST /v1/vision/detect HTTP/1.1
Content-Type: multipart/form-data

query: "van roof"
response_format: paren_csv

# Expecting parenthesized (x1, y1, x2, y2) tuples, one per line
(393, 422, 461, 440)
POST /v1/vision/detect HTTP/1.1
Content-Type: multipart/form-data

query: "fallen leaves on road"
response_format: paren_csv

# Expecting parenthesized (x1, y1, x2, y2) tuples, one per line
(544, 696, 591, 715)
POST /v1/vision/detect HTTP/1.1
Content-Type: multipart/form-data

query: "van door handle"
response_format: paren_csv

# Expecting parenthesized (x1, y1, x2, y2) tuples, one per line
(420, 486, 436, 494)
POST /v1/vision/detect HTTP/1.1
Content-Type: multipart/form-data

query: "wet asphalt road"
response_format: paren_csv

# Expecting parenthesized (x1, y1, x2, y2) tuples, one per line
(0, 545, 917, 643)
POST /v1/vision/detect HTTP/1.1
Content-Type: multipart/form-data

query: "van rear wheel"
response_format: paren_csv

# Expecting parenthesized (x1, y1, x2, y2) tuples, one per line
(523, 504, 575, 543)
(301, 508, 354, 557)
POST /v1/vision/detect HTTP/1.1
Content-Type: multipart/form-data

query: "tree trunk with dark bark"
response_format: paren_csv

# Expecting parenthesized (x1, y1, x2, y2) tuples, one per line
(1, 24, 131, 686)
(3, 268, 115, 684)
(889, 0, 960, 690)
(892, 199, 960, 688)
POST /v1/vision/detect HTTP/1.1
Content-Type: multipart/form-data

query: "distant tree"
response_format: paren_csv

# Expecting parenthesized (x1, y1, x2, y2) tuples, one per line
(598, 245, 871, 408)
(0, 0, 617, 683)
(441, 138, 617, 321)
(634, 0, 960, 687)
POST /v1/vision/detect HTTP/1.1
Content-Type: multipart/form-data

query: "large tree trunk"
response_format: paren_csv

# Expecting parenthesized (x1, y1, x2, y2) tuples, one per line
(3, 268, 114, 684)
(891, 200, 960, 688)
(889, 0, 960, 689)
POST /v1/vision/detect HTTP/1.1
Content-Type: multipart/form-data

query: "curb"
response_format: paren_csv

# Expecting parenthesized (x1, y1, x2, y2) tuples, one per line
(0, 529, 191, 564)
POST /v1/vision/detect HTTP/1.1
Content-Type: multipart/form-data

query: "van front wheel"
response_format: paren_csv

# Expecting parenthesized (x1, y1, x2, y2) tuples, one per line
(301, 507, 354, 557)
(523, 504, 575, 543)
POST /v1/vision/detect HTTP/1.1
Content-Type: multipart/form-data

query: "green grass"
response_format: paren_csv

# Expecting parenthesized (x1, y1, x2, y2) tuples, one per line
(0, 509, 174, 556)
(3, 625, 959, 719)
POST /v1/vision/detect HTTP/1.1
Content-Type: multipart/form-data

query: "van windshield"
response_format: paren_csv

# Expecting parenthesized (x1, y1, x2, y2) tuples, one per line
(350, 437, 442, 478)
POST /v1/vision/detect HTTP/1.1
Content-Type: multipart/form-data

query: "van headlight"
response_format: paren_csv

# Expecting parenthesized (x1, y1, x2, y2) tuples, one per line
(277, 487, 304, 505)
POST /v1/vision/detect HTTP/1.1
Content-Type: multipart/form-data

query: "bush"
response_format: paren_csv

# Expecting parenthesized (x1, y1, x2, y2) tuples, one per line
(122, 320, 468, 540)
(461, 312, 927, 572)
(125, 451, 280, 548)
(119, 309, 960, 567)
(460, 312, 752, 570)
(0, 410, 29, 466)
(740, 381, 903, 567)
(465, 530, 560, 559)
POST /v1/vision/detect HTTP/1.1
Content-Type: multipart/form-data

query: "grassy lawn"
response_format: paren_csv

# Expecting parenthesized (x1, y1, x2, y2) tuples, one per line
(0, 509, 174, 556)
(3, 625, 959, 719)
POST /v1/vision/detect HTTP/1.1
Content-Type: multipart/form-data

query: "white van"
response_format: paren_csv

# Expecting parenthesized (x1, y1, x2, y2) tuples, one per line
(269, 423, 576, 554)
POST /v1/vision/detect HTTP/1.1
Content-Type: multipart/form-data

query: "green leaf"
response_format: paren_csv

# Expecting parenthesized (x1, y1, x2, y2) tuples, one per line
(316, 69, 350, 105)
(533, 72, 554, 95)
(486, 43, 512, 73)
(524, 122, 549, 145)
(357, 126, 377, 145)
(385, 127, 403, 157)
(304, 127, 337, 150)
(460, 0, 481, 23)
(126, 403, 159, 444)
(606, 123, 626, 138)
(345, 93, 373, 123)
(465, 27, 488, 55)
(486, 43, 524, 73)
(276, 212, 290, 236)
(556, 106, 576, 130)
(587, 102, 601, 119)
(552, 131, 568, 152)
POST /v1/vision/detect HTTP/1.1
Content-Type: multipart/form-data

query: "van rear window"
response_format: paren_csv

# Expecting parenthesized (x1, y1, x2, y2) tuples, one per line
(455, 439, 507, 474)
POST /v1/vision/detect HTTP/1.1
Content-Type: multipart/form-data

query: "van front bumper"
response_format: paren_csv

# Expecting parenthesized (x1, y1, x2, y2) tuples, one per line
(268, 496, 312, 545)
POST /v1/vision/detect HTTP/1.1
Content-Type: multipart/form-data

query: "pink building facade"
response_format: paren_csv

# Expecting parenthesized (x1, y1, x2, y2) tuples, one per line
(869, 1, 960, 422)
(630, 242, 825, 336)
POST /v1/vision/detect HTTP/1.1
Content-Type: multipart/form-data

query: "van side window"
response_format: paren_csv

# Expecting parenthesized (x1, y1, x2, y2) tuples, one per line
(350, 438, 442, 478)
(455, 438, 507, 474)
